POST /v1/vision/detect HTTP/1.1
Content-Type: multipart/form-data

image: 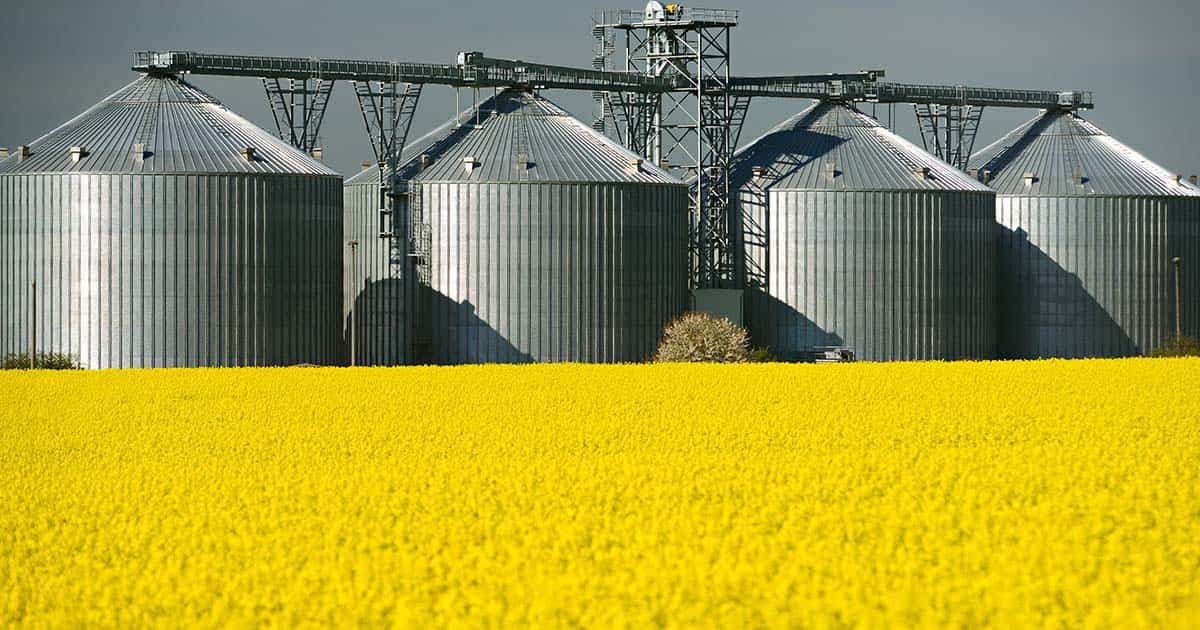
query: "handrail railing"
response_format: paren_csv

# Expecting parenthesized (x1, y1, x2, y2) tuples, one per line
(593, 6, 738, 26)
(133, 50, 1093, 110)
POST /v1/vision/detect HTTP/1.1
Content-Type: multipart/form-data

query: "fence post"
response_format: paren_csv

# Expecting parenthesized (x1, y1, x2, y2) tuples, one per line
(349, 241, 359, 367)
(30, 281, 36, 369)
(1173, 257, 1183, 340)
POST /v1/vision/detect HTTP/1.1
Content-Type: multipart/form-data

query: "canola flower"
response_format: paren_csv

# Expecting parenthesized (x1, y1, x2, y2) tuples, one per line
(2, 359, 1199, 627)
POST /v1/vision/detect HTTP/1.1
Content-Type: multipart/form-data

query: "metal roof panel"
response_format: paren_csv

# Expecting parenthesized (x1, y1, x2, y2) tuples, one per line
(0, 75, 338, 176)
(410, 90, 680, 185)
(732, 102, 992, 192)
(968, 111, 1200, 197)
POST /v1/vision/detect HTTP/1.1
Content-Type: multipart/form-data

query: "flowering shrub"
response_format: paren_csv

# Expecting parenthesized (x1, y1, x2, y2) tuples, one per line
(653, 312, 750, 363)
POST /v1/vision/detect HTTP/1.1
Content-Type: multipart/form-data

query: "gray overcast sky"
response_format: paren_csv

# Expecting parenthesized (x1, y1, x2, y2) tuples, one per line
(2, 0, 1198, 177)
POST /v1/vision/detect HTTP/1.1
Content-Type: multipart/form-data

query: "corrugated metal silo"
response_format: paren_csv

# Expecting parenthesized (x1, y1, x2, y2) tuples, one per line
(344, 165, 411, 366)
(733, 102, 997, 361)
(410, 89, 689, 364)
(969, 111, 1200, 358)
(343, 97, 500, 365)
(0, 74, 343, 368)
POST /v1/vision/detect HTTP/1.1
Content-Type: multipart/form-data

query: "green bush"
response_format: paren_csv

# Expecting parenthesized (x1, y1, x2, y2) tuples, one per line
(749, 347, 776, 363)
(2, 352, 82, 370)
(654, 312, 751, 363)
(1150, 335, 1200, 358)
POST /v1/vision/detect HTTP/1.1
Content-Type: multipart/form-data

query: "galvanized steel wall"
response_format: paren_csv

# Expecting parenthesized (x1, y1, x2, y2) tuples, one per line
(742, 190, 997, 362)
(421, 181, 688, 363)
(1, 172, 343, 368)
(343, 176, 416, 366)
(996, 195, 1200, 358)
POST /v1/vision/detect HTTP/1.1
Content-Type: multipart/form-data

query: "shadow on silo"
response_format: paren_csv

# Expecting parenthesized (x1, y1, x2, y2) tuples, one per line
(730, 127, 847, 193)
(998, 226, 1137, 358)
(729, 121, 850, 362)
(972, 113, 1060, 176)
(745, 289, 846, 361)
(343, 277, 413, 367)
(427, 290, 532, 365)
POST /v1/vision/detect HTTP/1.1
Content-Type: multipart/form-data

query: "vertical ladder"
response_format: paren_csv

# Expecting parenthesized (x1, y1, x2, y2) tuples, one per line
(591, 23, 616, 134)
(1060, 112, 1085, 187)
(729, 96, 753, 151)
(406, 180, 432, 285)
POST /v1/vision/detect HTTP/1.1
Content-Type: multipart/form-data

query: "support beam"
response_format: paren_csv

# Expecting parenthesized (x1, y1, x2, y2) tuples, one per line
(913, 103, 984, 171)
(353, 80, 422, 170)
(262, 77, 334, 153)
(352, 80, 423, 293)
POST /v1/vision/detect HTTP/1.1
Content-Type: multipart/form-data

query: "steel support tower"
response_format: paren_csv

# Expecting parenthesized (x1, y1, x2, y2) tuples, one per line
(913, 103, 983, 171)
(595, 4, 742, 289)
(261, 77, 334, 155)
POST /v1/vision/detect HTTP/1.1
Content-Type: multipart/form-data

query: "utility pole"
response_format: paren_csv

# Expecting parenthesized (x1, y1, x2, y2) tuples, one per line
(348, 241, 359, 367)
(1172, 257, 1183, 340)
(30, 281, 36, 369)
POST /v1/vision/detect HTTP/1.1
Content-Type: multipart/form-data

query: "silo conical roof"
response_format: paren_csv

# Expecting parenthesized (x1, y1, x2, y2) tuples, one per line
(411, 90, 680, 185)
(733, 101, 990, 192)
(968, 111, 1200, 197)
(345, 93, 503, 186)
(0, 74, 336, 176)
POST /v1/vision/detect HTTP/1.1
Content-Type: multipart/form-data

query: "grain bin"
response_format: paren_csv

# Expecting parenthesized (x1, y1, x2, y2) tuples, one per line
(0, 74, 342, 368)
(969, 111, 1200, 358)
(410, 89, 688, 364)
(343, 97, 500, 365)
(733, 102, 997, 362)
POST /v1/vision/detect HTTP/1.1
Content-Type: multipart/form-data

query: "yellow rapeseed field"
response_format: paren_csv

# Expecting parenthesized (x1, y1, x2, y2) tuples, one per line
(2, 359, 1199, 627)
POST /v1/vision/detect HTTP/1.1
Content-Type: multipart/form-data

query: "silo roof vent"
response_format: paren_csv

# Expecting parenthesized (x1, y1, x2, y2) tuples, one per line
(968, 168, 994, 184)
(913, 166, 932, 181)
(240, 147, 258, 162)
(625, 157, 643, 175)
(407, 90, 681, 185)
(69, 146, 89, 163)
(0, 75, 335, 176)
(17, 145, 31, 162)
(133, 143, 151, 163)
(968, 110, 1200, 197)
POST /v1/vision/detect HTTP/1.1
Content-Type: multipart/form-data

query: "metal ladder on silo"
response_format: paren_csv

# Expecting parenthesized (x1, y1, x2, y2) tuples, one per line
(405, 179, 434, 360)
(591, 22, 616, 134)
(514, 93, 532, 180)
(1061, 113, 1085, 188)
(406, 181, 432, 285)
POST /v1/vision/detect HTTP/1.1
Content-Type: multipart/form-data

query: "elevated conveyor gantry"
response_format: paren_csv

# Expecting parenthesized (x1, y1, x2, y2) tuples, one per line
(132, 5, 1093, 292)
